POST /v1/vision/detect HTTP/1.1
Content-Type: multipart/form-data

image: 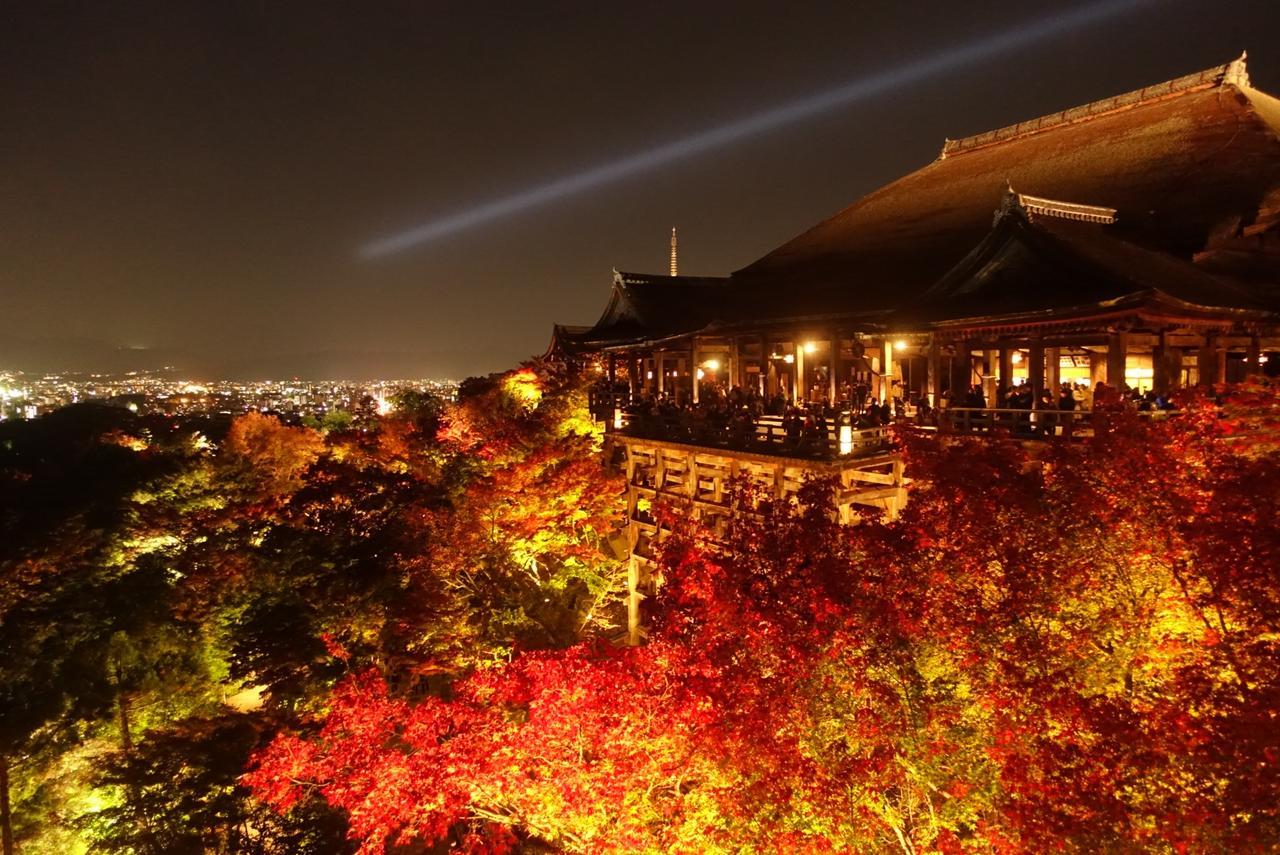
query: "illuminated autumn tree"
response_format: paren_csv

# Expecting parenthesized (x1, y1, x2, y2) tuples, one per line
(405, 365, 626, 664)
(248, 383, 1280, 854)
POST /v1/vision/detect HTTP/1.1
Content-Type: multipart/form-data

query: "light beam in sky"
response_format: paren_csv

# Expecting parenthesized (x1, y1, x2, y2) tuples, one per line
(360, 0, 1159, 258)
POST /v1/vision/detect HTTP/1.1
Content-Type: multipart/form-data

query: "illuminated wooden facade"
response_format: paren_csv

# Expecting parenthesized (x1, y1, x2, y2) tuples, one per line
(549, 56, 1280, 641)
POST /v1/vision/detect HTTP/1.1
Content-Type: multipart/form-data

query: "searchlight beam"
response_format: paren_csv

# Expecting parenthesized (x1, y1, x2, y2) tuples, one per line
(360, 0, 1158, 258)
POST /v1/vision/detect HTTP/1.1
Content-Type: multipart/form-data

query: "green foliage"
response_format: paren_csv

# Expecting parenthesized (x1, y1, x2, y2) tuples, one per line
(0, 364, 625, 849)
(86, 713, 351, 854)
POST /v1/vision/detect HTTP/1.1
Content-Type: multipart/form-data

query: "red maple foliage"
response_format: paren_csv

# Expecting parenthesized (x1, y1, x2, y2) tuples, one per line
(246, 383, 1280, 853)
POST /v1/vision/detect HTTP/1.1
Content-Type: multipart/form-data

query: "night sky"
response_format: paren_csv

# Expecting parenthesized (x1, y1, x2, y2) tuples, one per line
(5, 1, 1280, 379)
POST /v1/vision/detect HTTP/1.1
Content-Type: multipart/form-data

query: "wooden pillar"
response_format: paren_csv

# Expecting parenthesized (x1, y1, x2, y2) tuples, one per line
(1107, 331, 1128, 389)
(983, 348, 998, 405)
(607, 354, 617, 412)
(1197, 337, 1219, 387)
(1247, 334, 1262, 377)
(759, 334, 769, 394)
(690, 340, 699, 404)
(1089, 348, 1105, 388)
(948, 342, 969, 399)
(1168, 347, 1183, 389)
(656, 352, 665, 395)
(795, 338, 806, 404)
(881, 339, 894, 404)
(1028, 338, 1045, 409)
(730, 337, 741, 389)
(626, 353, 636, 400)
(927, 335, 941, 406)
(828, 332, 839, 405)
(1153, 330, 1171, 393)
(998, 347, 1013, 403)
(626, 558, 642, 646)
(1046, 346, 1060, 396)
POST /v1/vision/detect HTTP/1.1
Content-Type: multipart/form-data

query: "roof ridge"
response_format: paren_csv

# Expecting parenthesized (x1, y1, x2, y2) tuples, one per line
(996, 187, 1117, 225)
(941, 53, 1249, 159)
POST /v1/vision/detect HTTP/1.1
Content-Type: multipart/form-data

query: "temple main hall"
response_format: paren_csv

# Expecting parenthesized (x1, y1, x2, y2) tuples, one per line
(550, 54, 1280, 413)
(553, 55, 1280, 644)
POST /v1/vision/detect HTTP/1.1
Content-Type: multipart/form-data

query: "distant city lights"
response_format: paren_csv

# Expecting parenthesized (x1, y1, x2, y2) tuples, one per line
(0, 369, 457, 422)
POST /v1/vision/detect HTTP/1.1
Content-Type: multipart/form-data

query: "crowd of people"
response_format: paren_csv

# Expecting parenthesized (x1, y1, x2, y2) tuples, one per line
(945, 380, 1178, 412)
(608, 382, 905, 457)
(598, 378, 1178, 455)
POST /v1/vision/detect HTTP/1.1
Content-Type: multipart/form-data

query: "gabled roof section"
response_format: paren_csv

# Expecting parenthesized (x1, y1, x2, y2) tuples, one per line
(908, 192, 1276, 328)
(733, 54, 1280, 313)
(994, 189, 1116, 225)
(542, 324, 594, 360)
(573, 270, 730, 348)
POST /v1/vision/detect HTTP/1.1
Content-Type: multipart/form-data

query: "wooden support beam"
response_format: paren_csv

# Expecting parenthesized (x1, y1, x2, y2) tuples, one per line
(1153, 330, 1171, 393)
(1247, 334, 1263, 377)
(927, 335, 942, 407)
(1197, 337, 1221, 387)
(759, 333, 769, 394)
(1107, 331, 1128, 389)
(626, 557, 642, 646)
(881, 339, 894, 404)
(983, 349, 998, 405)
(1028, 338, 1045, 409)
(730, 336, 741, 389)
(998, 347, 1013, 404)
(828, 332, 839, 405)
(690, 341, 699, 404)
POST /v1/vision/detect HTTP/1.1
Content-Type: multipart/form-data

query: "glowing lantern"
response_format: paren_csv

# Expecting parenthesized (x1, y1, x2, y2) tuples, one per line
(839, 424, 853, 455)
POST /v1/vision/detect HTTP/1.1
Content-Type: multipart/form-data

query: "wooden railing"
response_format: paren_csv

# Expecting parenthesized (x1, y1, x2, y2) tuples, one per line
(610, 411, 893, 459)
(940, 407, 1179, 438)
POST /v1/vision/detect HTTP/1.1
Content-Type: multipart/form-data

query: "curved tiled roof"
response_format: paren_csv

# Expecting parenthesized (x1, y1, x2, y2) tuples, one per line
(575, 270, 729, 348)
(730, 56, 1280, 320)
(555, 57, 1280, 349)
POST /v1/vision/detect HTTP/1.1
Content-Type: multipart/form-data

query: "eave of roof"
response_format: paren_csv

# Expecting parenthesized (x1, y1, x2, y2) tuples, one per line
(904, 198, 1278, 331)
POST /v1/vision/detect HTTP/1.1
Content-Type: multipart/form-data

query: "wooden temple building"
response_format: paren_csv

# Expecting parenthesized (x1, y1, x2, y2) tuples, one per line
(547, 56, 1280, 642)
(551, 54, 1280, 409)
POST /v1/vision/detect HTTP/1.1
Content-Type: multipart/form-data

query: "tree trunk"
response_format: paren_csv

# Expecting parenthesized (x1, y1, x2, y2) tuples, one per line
(117, 692, 134, 754)
(1, 753, 14, 855)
